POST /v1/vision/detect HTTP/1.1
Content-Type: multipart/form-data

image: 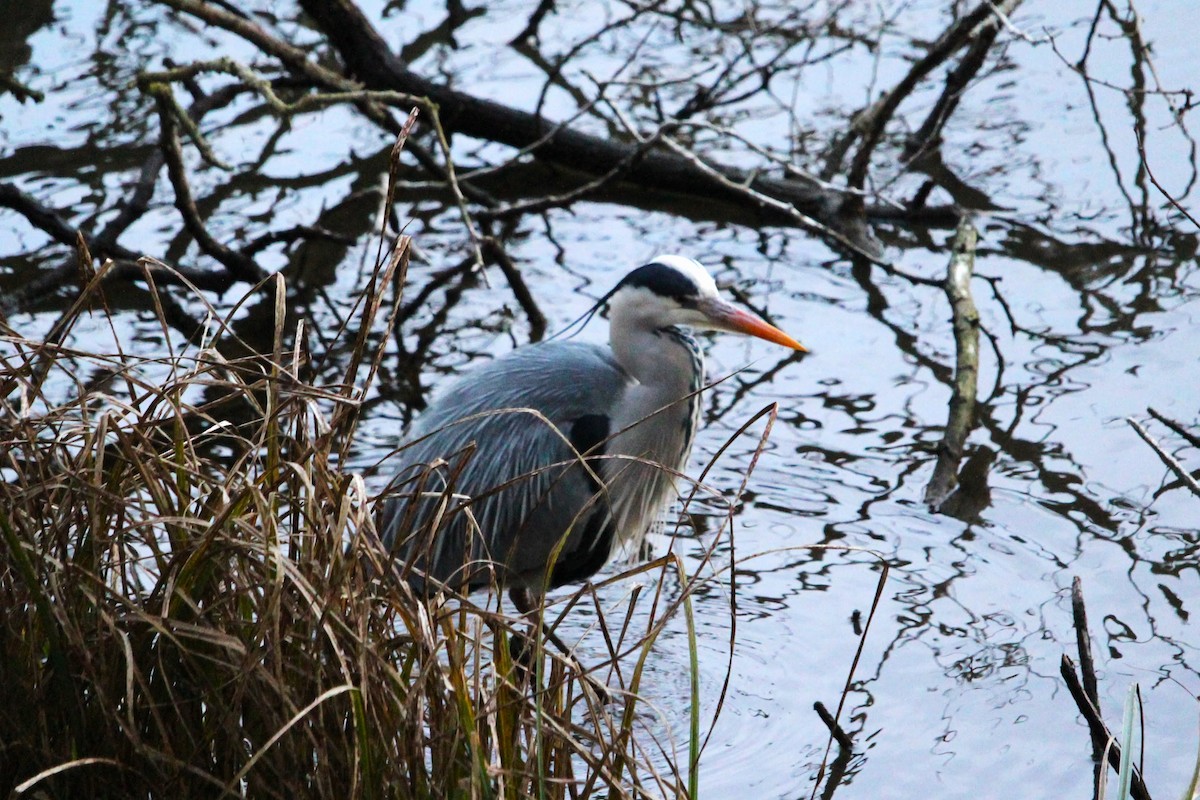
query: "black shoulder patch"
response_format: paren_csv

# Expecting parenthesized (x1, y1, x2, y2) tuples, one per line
(618, 262, 700, 301)
(569, 413, 609, 456)
(569, 413, 608, 493)
(546, 413, 616, 588)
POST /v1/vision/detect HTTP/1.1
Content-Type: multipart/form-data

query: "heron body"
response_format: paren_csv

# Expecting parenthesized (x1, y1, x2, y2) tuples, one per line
(380, 255, 804, 607)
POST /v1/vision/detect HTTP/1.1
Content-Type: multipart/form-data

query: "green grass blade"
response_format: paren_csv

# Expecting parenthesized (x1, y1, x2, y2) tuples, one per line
(1116, 683, 1139, 800)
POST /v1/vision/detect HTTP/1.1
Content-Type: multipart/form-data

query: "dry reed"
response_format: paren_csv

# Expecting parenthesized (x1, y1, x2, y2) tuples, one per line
(0, 243, 703, 799)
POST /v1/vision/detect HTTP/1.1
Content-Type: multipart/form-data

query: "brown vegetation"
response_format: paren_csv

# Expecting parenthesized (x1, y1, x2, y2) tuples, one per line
(0, 246, 704, 797)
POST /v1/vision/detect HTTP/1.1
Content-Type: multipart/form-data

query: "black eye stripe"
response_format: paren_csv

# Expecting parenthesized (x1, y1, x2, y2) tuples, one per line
(617, 262, 700, 301)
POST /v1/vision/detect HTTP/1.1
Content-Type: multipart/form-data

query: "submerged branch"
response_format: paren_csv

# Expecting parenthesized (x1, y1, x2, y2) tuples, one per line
(1127, 415, 1200, 498)
(1061, 579, 1153, 800)
(839, 0, 1023, 201)
(1072, 577, 1106, 797)
(925, 217, 981, 511)
(1060, 657, 1153, 800)
(0, 184, 239, 316)
(814, 701, 854, 800)
(274, 0, 940, 256)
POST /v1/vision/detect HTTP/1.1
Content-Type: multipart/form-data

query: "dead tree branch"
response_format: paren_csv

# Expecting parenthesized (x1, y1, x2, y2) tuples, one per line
(149, 88, 267, 284)
(150, 0, 945, 257)
(0, 184, 239, 317)
(1127, 415, 1200, 498)
(134, 5, 548, 336)
(1072, 577, 1107, 797)
(814, 701, 854, 800)
(833, 0, 1022, 205)
(1061, 578, 1153, 800)
(925, 217, 981, 510)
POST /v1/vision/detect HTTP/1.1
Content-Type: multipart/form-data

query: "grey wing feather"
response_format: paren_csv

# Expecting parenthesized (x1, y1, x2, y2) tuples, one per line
(379, 341, 631, 591)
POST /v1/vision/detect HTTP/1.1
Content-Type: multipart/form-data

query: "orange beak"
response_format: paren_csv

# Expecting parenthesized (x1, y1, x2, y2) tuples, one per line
(701, 298, 808, 352)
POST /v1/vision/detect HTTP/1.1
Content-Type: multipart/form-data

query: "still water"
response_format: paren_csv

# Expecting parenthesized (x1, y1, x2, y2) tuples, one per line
(2, 0, 1198, 796)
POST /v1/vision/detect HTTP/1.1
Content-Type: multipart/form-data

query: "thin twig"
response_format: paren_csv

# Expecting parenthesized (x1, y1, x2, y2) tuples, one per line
(1135, 130, 1200, 230)
(814, 701, 854, 800)
(1147, 408, 1200, 449)
(151, 90, 266, 284)
(1127, 417, 1200, 498)
(1061, 655, 1154, 800)
(652, 131, 887, 264)
(1072, 576, 1106, 798)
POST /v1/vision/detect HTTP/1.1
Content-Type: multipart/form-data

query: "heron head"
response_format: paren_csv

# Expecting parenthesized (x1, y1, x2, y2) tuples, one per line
(610, 255, 807, 351)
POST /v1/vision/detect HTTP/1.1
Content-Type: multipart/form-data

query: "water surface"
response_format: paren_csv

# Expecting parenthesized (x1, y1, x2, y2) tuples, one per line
(2, 1, 1198, 796)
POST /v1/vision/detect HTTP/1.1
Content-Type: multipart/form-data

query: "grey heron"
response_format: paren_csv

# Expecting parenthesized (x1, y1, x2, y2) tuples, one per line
(380, 255, 805, 616)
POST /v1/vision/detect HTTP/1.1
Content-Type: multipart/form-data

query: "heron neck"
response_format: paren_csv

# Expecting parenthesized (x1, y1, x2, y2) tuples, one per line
(610, 323, 703, 395)
(605, 321, 704, 552)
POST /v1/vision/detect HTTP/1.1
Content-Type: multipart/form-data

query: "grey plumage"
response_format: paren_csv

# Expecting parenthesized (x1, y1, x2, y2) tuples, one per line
(379, 255, 805, 604)
(380, 341, 633, 591)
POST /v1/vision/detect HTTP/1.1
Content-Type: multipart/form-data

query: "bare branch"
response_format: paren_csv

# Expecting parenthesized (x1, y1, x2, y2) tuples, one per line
(0, 184, 236, 316)
(1127, 416, 1200, 498)
(1147, 408, 1200, 449)
(925, 217, 981, 511)
(842, 1, 1022, 201)
(1061, 653, 1153, 799)
(1071, 576, 1106, 799)
(1136, 130, 1200, 230)
(150, 89, 267, 284)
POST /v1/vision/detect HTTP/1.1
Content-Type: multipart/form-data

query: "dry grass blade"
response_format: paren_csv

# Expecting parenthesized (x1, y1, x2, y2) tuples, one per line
(13, 758, 126, 796)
